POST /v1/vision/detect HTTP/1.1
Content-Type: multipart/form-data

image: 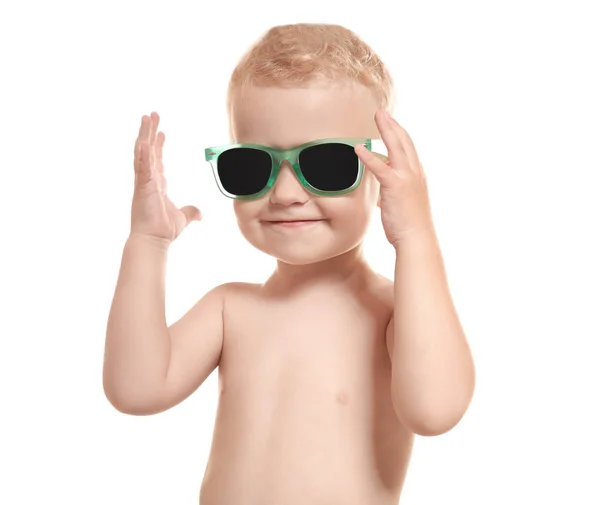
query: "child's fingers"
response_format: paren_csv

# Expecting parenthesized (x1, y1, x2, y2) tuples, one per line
(133, 113, 163, 188)
(139, 114, 151, 142)
(149, 111, 160, 145)
(374, 109, 407, 170)
(355, 143, 396, 187)
(389, 117, 423, 174)
(135, 141, 153, 186)
(133, 115, 149, 166)
(155, 131, 165, 175)
(180, 205, 202, 224)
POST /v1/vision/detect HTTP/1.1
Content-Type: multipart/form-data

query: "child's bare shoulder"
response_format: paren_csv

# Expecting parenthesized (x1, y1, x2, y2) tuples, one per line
(363, 272, 394, 315)
(218, 281, 263, 298)
(372, 272, 394, 299)
(217, 281, 265, 311)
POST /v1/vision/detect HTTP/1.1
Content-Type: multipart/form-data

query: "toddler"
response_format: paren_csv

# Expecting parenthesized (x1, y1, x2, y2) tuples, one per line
(103, 23, 475, 505)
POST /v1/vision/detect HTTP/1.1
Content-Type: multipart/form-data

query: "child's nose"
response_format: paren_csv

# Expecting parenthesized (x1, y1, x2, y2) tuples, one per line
(269, 162, 310, 206)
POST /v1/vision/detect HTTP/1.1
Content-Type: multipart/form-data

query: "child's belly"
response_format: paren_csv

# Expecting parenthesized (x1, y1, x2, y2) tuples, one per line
(198, 321, 412, 505)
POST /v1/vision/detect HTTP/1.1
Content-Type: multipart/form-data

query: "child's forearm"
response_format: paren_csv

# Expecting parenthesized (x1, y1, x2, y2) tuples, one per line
(390, 230, 475, 436)
(103, 233, 172, 413)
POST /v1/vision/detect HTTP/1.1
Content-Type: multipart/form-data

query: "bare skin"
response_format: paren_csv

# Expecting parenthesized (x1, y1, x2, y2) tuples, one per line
(199, 273, 413, 505)
(104, 81, 470, 504)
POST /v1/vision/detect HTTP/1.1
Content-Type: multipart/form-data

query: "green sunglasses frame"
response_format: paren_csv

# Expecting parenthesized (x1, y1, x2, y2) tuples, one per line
(204, 137, 380, 200)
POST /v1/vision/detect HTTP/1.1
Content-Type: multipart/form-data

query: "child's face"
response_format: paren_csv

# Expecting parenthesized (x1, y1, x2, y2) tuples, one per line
(230, 81, 381, 265)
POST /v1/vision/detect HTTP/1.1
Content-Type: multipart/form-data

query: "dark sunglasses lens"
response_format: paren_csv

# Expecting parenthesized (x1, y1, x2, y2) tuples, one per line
(217, 148, 272, 196)
(298, 143, 360, 192)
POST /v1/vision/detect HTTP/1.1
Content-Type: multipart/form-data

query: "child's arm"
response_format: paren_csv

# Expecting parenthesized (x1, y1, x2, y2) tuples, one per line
(103, 234, 227, 415)
(103, 111, 219, 415)
(386, 231, 475, 436)
(356, 110, 475, 436)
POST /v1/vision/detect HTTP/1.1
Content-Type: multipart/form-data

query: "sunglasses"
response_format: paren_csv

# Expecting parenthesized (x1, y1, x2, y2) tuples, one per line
(204, 137, 387, 200)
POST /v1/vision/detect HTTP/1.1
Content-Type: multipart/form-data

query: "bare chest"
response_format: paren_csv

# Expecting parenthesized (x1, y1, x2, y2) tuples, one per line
(202, 284, 409, 503)
(219, 289, 392, 404)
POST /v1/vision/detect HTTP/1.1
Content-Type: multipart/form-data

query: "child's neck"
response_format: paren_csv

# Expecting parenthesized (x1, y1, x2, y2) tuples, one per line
(266, 244, 373, 293)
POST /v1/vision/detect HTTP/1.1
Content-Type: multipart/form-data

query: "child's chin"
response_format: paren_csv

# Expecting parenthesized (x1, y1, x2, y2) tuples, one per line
(267, 245, 350, 266)
(242, 230, 364, 266)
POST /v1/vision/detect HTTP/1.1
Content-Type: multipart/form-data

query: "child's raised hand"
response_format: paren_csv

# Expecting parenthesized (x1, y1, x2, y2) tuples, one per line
(130, 112, 201, 242)
(355, 109, 434, 247)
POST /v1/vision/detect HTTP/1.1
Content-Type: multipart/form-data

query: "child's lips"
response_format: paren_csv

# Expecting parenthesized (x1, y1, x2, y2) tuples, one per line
(265, 219, 325, 228)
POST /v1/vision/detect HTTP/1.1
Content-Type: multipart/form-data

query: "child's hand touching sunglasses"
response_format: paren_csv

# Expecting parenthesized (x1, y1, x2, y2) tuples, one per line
(355, 109, 435, 248)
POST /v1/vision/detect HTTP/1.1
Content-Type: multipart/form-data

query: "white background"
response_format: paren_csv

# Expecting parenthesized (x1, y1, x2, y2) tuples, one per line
(1, 0, 599, 503)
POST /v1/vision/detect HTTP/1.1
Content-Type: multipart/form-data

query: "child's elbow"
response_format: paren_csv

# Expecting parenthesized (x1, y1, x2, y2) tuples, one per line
(393, 395, 468, 437)
(407, 415, 461, 437)
(103, 377, 166, 416)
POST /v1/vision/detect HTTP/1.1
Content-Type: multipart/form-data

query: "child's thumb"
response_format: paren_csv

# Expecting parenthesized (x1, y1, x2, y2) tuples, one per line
(180, 205, 202, 225)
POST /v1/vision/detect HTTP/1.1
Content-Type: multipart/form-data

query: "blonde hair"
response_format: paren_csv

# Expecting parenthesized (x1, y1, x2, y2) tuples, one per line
(227, 23, 394, 116)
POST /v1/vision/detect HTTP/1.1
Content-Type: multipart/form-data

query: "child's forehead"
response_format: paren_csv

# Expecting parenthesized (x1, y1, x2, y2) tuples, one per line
(231, 83, 380, 145)
(235, 81, 376, 110)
